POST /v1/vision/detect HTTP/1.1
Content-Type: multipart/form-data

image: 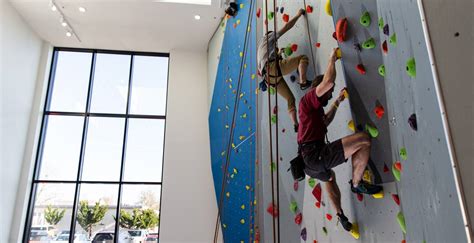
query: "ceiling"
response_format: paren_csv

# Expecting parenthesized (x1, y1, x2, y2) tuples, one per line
(10, 0, 225, 53)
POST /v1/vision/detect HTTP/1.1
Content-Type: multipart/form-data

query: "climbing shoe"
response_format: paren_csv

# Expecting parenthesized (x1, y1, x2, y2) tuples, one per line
(337, 212, 353, 232)
(299, 80, 312, 90)
(350, 180, 383, 195)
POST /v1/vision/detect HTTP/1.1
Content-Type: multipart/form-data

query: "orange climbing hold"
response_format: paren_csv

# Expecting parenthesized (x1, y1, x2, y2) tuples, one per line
(306, 5, 313, 13)
(282, 14, 289, 23)
(356, 64, 366, 74)
(374, 105, 385, 119)
(336, 18, 348, 42)
(394, 161, 402, 171)
(291, 44, 298, 52)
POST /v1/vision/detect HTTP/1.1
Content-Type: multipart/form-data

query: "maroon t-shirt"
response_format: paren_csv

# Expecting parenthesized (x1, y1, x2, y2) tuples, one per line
(297, 88, 327, 144)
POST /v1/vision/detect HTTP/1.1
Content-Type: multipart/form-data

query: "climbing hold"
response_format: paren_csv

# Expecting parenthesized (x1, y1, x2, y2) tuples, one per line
(356, 64, 366, 75)
(374, 105, 385, 119)
(291, 44, 298, 52)
(378, 17, 384, 29)
(282, 128, 286, 133)
(239, 135, 245, 140)
(289, 201, 298, 213)
(350, 223, 360, 239)
(239, 52, 243, 57)
(268, 12, 274, 20)
(363, 169, 372, 183)
(273, 105, 278, 114)
(275, 7, 279, 12)
(392, 164, 401, 181)
(360, 11, 371, 27)
(372, 190, 384, 199)
(295, 213, 303, 225)
(251, 74, 256, 79)
(408, 113, 417, 131)
(259, 81, 267, 92)
(335, 18, 348, 42)
(353, 43, 362, 51)
(233, 23, 237, 28)
(271, 115, 277, 124)
(332, 31, 337, 41)
(308, 178, 316, 188)
(336, 48, 342, 59)
(348, 120, 355, 132)
(406, 57, 416, 77)
(270, 162, 276, 172)
(223, 224, 226, 228)
(362, 38, 376, 49)
(236, 19, 241, 25)
(326, 214, 333, 221)
(382, 40, 388, 54)
(400, 148, 407, 160)
(242, 113, 247, 118)
(269, 86, 276, 95)
(325, 0, 332, 16)
(365, 124, 379, 138)
(290, 75, 296, 82)
(282, 14, 289, 23)
(315, 201, 321, 208)
(240, 3, 244, 9)
(280, 7, 284, 14)
(389, 33, 397, 46)
(241, 204, 245, 210)
(245, 185, 250, 190)
(322, 227, 328, 235)
(392, 194, 400, 205)
(383, 24, 389, 36)
(383, 164, 390, 173)
(221, 151, 225, 156)
(394, 161, 402, 171)
(226, 192, 230, 197)
(312, 183, 322, 202)
(217, 108, 221, 112)
(284, 46, 293, 57)
(294, 181, 299, 191)
(240, 219, 245, 224)
(267, 203, 279, 217)
(343, 89, 349, 98)
(256, 8, 261, 18)
(396, 212, 407, 234)
(315, 42, 321, 48)
(378, 64, 386, 77)
(357, 193, 363, 202)
(233, 168, 238, 174)
(301, 228, 307, 241)
(306, 5, 313, 13)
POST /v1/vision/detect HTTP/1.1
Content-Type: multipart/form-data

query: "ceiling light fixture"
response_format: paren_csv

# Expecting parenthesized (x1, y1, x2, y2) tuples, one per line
(78, 7, 86, 12)
(61, 22, 68, 27)
(66, 31, 72, 37)
(51, 5, 57, 11)
(194, 15, 201, 20)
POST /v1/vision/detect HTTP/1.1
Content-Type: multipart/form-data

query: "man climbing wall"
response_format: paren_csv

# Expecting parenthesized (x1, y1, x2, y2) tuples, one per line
(297, 48, 383, 234)
(257, 8, 312, 132)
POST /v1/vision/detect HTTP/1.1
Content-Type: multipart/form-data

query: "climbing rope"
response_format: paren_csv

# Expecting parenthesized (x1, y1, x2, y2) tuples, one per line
(302, 0, 318, 77)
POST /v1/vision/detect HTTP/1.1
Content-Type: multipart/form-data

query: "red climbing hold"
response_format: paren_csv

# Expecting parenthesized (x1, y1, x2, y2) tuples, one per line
(392, 194, 400, 205)
(332, 31, 337, 41)
(394, 161, 402, 171)
(315, 201, 321, 208)
(326, 213, 333, 221)
(312, 183, 322, 202)
(291, 44, 298, 52)
(374, 105, 385, 119)
(382, 40, 388, 54)
(315, 42, 321, 48)
(335, 18, 348, 42)
(282, 14, 289, 23)
(357, 193, 363, 202)
(267, 203, 279, 217)
(256, 8, 261, 18)
(356, 64, 366, 74)
(401, 240, 406, 243)
(294, 180, 299, 191)
(383, 164, 390, 173)
(295, 213, 303, 225)
(306, 5, 313, 13)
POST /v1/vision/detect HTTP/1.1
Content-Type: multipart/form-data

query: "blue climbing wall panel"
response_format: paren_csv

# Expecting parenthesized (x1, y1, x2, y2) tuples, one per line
(208, 0, 257, 242)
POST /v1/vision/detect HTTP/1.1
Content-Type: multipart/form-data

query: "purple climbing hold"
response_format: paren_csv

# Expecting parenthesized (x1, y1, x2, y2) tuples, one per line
(275, 6, 279, 12)
(408, 113, 417, 131)
(280, 7, 284, 14)
(383, 24, 389, 36)
(290, 75, 296, 82)
(301, 228, 307, 241)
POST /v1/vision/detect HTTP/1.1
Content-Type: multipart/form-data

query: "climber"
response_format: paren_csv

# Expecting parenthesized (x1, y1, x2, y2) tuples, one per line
(257, 8, 312, 132)
(297, 48, 383, 232)
(225, 1, 238, 17)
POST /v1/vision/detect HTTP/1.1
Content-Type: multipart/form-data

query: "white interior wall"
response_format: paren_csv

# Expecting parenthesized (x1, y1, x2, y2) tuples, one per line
(207, 19, 226, 110)
(0, 0, 47, 242)
(159, 50, 221, 243)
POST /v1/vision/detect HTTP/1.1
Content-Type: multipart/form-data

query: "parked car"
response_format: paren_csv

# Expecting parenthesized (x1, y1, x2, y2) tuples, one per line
(92, 231, 132, 243)
(52, 232, 90, 243)
(31, 225, 57, 239)
(127, 229, 148, 243)
(143, 234, 158, 243)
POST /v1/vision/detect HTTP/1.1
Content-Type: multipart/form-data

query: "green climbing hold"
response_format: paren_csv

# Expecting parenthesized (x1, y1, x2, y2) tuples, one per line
(284, 46, 293, 57)
(378, 64, 385, 77)
(392, 163, 401, 181)
(289, 201, 298, 213)
(389, 33, 397, 46)
(271, 162, 276, 172)
(362, 38, 376, 49)
(269, 86, 276, 95)
(271, 115, 277, 124)
(268, 12, 274, 20)
(365, 124, 379, 138)
(406, 58, 416, 78)
(240, 218, 245, 224)
(322, 226, 328, 235)
(378, 17, 384, 29)
(360, 11, 371, 27)
(308, 178, 316, 188)
(396, 212, 407, 234)
(400, 147, 407, 160)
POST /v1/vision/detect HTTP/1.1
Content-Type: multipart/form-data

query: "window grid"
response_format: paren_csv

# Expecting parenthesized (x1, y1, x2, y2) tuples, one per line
(23, 47, 169, 243)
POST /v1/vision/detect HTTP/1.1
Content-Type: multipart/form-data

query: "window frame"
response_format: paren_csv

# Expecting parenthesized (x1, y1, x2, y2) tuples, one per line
(22, 47, 170, 243)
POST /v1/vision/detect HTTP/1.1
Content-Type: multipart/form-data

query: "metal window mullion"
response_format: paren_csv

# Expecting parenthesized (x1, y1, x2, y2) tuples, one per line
(45, 111, 166, 120)
(114, 55, 134, 243)
(68, 51, 96, 243)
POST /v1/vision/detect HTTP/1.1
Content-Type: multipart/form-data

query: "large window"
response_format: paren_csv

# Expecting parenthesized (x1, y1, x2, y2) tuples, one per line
(23, 48, 169, 243)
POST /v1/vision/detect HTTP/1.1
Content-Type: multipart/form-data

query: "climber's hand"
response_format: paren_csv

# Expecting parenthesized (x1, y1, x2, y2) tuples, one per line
(297, 9, 306, 17)
(329, 48, 338, 63)
(337, 88, 347, 102)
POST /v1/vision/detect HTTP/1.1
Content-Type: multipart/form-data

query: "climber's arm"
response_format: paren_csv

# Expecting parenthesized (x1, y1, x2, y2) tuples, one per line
(277, 9, 305, 37)
(316, 48, 338, 97)
(323, 88, 346, 126)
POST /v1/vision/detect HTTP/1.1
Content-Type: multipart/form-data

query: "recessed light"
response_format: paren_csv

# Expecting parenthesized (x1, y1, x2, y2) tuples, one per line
(51, 5, 57, 11)
(78, 7, 86, 12)
(61, 22, 67, 27)
(66, 32, 72, 37)
(194, 15, 201, 20)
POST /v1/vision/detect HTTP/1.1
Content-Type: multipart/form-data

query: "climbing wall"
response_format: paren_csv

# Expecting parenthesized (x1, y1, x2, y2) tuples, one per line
(254, 0, 469, 242)
(208, 0, 258, 242)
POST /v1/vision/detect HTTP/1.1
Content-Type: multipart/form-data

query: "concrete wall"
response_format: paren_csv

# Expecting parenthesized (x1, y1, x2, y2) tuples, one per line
(0, 0, 48, 241)
(159, 50, 220, 243)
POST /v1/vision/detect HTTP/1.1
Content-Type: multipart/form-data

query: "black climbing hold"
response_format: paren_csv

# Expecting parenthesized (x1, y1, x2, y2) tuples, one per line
(290, 75, 296, 82)
(354, 43, 362, 51)
(280, 7, 284, 14)
(454, 32, 459, 37)
(408, 113, 417, 131)
(383, 24, 389, 36)
(259, 80, 268, 91)
(356, 124, 363, 131)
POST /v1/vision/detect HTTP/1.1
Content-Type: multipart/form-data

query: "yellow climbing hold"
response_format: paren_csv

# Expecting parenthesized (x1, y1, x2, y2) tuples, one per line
(251, 74, 256, 79)
(246, 185, 250, 190)
(350, 223, 360, 239)
(226, 192, 230, 197)
(244, 63, 247, 68)
(233, 168, 238, 174)
(229, 84, 233, 89)
(236, 19, 241, 25)
(239, 135, 246, 140)
(225, 124, 229, 129)
(232, 143, 236, 149)
(242, 113, 247, 118)
(240, 3, 244, 9)
(254, 199, 257, 205)
(372, 190, 384, 199)
(241, 204, 245, 210)
(240, 52, 243, 57)
(343, 89, 349, 98)
(240, 219, 245, 224)
(363, 170, 372, 183)
(239, 93, 244, 98)
(336, 48, 342, 59)
(223, 224, 227, 228)
(348, 120, 355, 132)
(325, 0, 332, 16)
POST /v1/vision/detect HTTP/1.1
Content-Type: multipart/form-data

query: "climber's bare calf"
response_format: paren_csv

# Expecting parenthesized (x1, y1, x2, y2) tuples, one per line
(340, 132, 371, 187)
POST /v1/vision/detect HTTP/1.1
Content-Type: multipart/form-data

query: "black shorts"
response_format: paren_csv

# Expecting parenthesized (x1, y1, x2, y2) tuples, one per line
(300, 139, 347, 182)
